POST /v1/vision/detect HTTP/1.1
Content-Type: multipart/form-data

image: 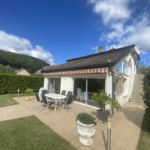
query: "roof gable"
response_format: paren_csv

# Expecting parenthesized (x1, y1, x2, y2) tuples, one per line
(42, 45, 139, 73)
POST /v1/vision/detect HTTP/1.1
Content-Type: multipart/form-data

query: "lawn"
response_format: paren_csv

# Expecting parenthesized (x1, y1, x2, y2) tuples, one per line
(136, 109, 150, 150)
(0, 116, 76, 150)
(0, 93, 34, 107)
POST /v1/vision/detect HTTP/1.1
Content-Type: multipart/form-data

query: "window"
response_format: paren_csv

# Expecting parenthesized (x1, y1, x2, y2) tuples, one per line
(49, 78, 61, 94)
(115, 63, 122, 72)
(128, 59, 132, 75)
(115, 59, 128, 74)
(123, 60, 128, 74)
(128, 59, 132, 70)
(123, 79, 128, 97)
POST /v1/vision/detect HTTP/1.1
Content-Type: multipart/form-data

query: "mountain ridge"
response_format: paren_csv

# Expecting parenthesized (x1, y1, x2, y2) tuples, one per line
(0, 50, 50, 73)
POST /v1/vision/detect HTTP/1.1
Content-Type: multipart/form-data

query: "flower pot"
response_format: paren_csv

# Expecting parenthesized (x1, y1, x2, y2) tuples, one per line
(97, 109, 109, 123)
(77, 120, 96, 146)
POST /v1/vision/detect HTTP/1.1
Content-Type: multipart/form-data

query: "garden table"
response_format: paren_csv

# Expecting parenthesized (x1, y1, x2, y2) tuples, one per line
(45, 93, 66, 111)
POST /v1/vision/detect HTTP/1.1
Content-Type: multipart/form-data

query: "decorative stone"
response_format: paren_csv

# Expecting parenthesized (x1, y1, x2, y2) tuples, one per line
(77, 120, 96, 146)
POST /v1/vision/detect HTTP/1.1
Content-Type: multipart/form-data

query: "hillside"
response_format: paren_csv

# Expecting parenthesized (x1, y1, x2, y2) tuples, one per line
(0, 50, 50, 73)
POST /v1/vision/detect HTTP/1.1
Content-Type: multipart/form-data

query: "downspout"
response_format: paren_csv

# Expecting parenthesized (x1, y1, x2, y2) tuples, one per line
(109, 63, 115, 115)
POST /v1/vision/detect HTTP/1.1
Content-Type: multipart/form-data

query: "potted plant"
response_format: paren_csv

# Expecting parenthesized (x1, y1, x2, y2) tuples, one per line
(92, 93, 120, 123)
(25, 88, 33, 101)
(76, 113, 97, 146)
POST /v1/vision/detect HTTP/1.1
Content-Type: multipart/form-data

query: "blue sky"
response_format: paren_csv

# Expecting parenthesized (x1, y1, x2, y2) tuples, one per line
(0, 0, 150, 65)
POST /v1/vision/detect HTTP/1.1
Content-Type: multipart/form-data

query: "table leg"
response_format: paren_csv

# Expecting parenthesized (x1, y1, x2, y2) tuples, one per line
(55, 100, 57, 111)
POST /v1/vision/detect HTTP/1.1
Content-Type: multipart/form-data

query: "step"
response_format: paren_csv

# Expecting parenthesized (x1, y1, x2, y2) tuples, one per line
(130, 97, 143, 100)
(130, 101, 144, 105)
(130, 99, 144, 102)
(132, 92, 143, 95)
(130, 100, 144, 103)
(132, 91, 143, 93)
(131, 96, 143, 98)
(133, 83, 143, 85)
(132, 89, 143, 91)
(131, 95, 143, 97)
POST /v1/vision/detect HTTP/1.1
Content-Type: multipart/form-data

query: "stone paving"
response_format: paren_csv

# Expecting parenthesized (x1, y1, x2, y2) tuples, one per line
(0, 96, 145, 150)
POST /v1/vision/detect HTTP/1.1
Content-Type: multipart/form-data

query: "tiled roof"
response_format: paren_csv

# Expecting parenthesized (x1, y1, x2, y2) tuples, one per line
(34, 69, 43, 76)
(42, 45, 136, 73)
(14, 68, 24, 74)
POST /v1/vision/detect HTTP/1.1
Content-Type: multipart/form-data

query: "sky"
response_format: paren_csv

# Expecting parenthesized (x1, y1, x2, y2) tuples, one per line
(0, 0, 150, 65)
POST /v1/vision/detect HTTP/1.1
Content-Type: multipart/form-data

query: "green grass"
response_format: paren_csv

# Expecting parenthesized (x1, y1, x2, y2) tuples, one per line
(137, 109, 150, 150)
(0, 116, 76, 150)
(0, 93, 34, 107)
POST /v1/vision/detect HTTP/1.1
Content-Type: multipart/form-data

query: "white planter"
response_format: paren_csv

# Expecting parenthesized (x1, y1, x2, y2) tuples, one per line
(77, 120, 96, 146)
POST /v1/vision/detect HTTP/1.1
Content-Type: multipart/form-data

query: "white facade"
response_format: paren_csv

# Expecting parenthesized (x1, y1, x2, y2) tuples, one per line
(43, 51, 138, 108)
(112, 52, 137, 105)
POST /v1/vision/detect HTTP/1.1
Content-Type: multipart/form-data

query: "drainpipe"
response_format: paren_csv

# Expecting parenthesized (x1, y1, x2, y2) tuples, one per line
(109, 63, 115, 115)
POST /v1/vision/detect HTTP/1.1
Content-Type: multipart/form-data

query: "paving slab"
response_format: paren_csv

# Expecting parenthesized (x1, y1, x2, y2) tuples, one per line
(0, 96, 145, 150)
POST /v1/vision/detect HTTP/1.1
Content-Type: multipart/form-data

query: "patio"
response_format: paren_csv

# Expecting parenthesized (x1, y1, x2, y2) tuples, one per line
(0, 96, 145, 150)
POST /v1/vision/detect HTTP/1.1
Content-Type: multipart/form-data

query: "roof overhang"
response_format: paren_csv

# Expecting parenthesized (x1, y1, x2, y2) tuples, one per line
(130, 46, 140, 61)
(43, 67, 108, 76)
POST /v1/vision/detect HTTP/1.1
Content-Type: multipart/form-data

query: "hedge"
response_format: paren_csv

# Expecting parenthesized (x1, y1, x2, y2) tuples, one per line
(143, 68, 150, 108)
(143, 68, 150, 121)
(0, 73, 44, 94)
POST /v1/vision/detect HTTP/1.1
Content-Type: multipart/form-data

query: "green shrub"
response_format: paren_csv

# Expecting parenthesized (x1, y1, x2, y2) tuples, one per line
(25, 88, 34, 93)
(76, 113, 97, 125)
(143, 68, 150, 121)
(92, 93, 120, 112)
(0, 73, 44, 94)
(143, 68, 150, 109)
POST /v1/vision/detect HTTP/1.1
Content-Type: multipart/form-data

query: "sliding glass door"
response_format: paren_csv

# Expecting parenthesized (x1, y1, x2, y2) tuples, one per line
(74, 78, 105, 107)
(49, 78, 61, 94)
(74, 79, 86, 103)
(87, 79, 105, 107)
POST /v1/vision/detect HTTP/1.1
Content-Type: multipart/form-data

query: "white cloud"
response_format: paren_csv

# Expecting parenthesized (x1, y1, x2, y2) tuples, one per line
(0, 31, 54, 65)
(139, 50, 147, 55)
(91, 46, 98, 53)
(88, 0, 132, 24)
(147, 0, 150, 4)
(88, 0, 150, 54)
(106, 13, 150, 51)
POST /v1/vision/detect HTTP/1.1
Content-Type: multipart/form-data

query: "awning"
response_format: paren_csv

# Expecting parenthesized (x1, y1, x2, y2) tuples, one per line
(43, 67, 108, 76)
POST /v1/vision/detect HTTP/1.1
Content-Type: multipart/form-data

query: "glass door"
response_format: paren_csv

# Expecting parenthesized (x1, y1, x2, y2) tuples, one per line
(87, 79, 105, 107)
(73, 79, 86, 103)
(49, 78, 61, 94)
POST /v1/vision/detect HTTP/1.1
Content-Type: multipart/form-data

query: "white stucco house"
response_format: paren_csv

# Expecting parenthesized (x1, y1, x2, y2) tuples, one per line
(41, 45, 140, 108)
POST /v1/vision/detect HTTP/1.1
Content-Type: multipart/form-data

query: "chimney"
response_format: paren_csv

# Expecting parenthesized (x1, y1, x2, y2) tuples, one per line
(98, 47, 103, 53)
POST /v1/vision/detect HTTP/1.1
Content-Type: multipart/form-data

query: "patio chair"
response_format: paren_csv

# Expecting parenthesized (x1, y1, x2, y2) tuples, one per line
(67, 91, 73, 97)
(59, 95, 75, 114)
(61, 90, 66, 95)
(42, 90, 48, 95)
(39, 94, 55, 115)
(62, 91, 73, 102)
(33, 92, 43, 110)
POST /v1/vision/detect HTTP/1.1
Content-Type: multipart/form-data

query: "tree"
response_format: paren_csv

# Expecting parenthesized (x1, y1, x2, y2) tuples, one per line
(0, 64, 14, 74)
(143, 68, 150, 121)
(137, 60, 150, 74)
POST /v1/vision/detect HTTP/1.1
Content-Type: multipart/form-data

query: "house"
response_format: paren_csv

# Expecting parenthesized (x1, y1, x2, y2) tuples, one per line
(34, 69, 43, 76)
(41, 44, 140, 108)
(15, 68, 30, 76)
(34, 65, 54, 76)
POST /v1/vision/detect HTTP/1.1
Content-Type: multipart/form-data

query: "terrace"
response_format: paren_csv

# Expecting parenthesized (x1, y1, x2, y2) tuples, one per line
(0, 96, 145, 150)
